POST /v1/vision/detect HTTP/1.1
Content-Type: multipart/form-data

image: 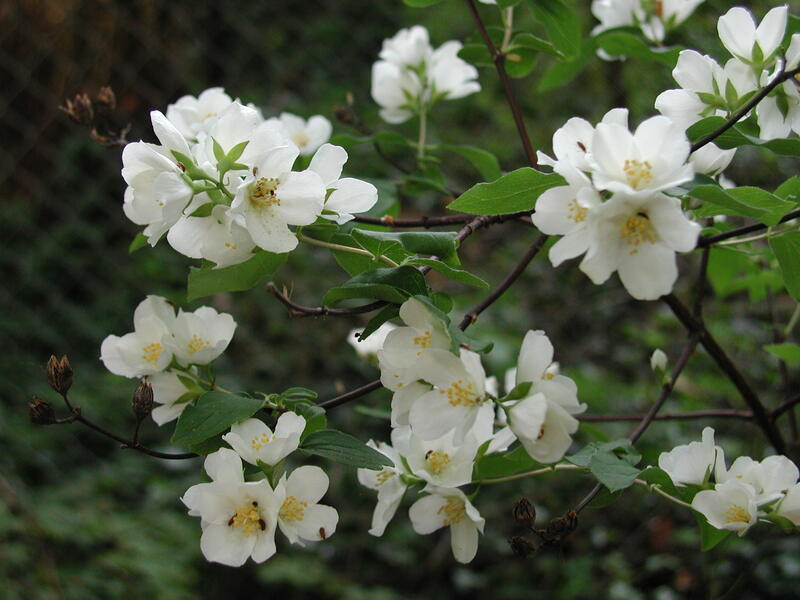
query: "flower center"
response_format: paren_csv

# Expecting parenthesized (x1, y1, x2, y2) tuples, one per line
(249, 177, 281, 208)
(291, 131, 310, 148)
(425, 450, 451, 475)
(723, 505, 750, 524)
(413, 329, 432, 348)
(187, 334, 210, 355)
(437, 497, 466, 526)
(439, 380, 481, 407)
(376, 469, 395, 486)
(279, 496, 309, 523)
(228, 501, 266, 535)
(623, 159, 654, 190)
(620, 213, 658, 254)
(141, 342, 164, 365)
(566, 199, 588, 223)
(251, 432, 274, 451)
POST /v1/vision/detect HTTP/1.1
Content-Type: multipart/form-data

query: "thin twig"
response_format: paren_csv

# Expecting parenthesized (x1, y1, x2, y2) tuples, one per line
(353, 214, 476, 228)
(579, 409, 754, 422)
(690, 61, 800, 153)
(663, 293, 786, 455)
(267, 283, 386, 318)
(698, 209, 800, 247)
(773, 395, 800, 421)
(318, 380, 383, 410)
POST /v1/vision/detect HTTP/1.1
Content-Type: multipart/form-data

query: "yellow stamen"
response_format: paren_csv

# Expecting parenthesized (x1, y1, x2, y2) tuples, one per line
(291, 131, 310, 148)
(620, 213, 658, 254)
(723, 505, 750, 524)
(187, 334, 210, 355)
(439, 380, 480, 407)
(425, 450, 451, 475)
(251, 432, 274, 451)
(437, 497, 466, 526)
(623, 159, 654, 190)
(566, 199, 588, 223)
(280, 496, 309, 523)
(376, 469, 395, 486)
(228, 502, 265, 535)
(249, 177, 281, 208)
(413, 329, 432, 348)
(141, 342, 164, 365)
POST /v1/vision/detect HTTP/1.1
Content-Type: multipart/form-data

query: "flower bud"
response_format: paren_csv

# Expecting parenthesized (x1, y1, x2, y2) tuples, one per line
(512, 497, 536, 527)
(47, 355, 73, 395)
(132, 381, 154, 420)
(650, 349, 668, 373)
(508, 535, 536, 558)
(28, 396, 56, 425)
(60, 93, 94, 125)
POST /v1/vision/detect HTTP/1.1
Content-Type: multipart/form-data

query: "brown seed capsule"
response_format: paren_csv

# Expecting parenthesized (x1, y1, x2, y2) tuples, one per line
(132, 381, 154, 419)
(512, 497, 536, 527)
(28, 396, 56, 425)
(47, 355, 73, 395)
(508, 535, 536, 558)
(59, 93, 94, 126)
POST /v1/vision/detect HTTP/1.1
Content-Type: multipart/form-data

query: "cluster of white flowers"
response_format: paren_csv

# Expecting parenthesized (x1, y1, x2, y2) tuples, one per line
(658, 427, 800, 536)
(657, 6, 800, 141)
(533, 108, 701, 300)
(182, 440, 338, 566)
(371, 26, 480, 124)
(351, 298, 585, 563)
(100, 295, 236, 425)
(592, 0, 705, 44)
(122, 87, 378, 264)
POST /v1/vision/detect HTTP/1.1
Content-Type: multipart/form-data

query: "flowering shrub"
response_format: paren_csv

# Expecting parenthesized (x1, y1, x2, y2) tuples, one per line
(36, 0, 800, 571)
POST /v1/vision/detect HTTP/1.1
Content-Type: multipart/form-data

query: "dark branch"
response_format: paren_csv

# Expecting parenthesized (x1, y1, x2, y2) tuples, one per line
(698, 209, 800, 247)
(353, 214, 476, 228)
(580, 408, 754, 423)
(267, 282, 386, 318)
(318, 379, 383, 410)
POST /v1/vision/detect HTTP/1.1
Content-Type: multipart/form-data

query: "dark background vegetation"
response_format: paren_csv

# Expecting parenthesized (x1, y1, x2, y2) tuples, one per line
(2, 0, 798, 598)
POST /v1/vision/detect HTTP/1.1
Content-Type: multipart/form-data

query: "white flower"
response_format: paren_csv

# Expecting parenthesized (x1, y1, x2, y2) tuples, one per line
(357, 430, 410, 536)
(591, 0, 704, 44)
(377, 297, 450, 392)
(166, 87, 235, 139)
(591, 0, 638, 37)
(590, 115, 694, 197)
(379, 25, 432, 69)
(409, 487, 485, 564)
(167, 204, 257, 269)
(149, 369, 194, 426)
(371, 60, 424, 124)
(307, 144, 378, 224)
(658, 426, 721, 486)
(121, 112, 194, 245)
(505, 331, 585, 463)
(715, 454, 799, 504)
(182, 448, 280, 566)
(690, 143, 736, 177)
(275, 466, 338, 545)
(390, 381, 432, 428)
(348, 322, 398, 362)
(171, 306, 236, 367)
(650, 348, 668, 373)
(580, 193, 701, 300)
(100, 295, 175, 378)
(692, 480, 759, 536)
(429, 41, 481, 100)
(269, 113, 332, 157)
(717, 6, 788, 67)
(402, 427, 481, 488)
(222, 413, 306, 466)
(408, 349, 490, 443)
(229, 143, 326, 254)
(777, 483, 800, 525)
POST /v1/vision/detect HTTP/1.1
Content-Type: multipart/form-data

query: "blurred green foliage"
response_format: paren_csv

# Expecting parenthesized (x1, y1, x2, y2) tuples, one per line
(2, 0, 800, 598)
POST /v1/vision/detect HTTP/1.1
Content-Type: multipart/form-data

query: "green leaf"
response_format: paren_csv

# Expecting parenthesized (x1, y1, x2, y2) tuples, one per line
(403, 0, 446, 5)
(187, 251, 287, 300)
(405, 258, 489, 288)
(503, 45, 539, 79)
(189, 435, 227, 456)
(352, 229, 459, 263)
(298, 429, 393, 470)
(687, 117, 800, 156)
(509, 32, 559, 56)
(696, 514, 732, 551)
(458, 43, 493, 67)
(771, 232, 800, 301)
(323, 266, 428, 306)
(473, 445, 537, 480)
(765, 342, 800, 366)
(691, 185, 795, 226)
(707, 247, 782, 302)
(589, 450, 641, 492)
(440, 144, 502, 181)
(128, 233, 148, 254)
(537, 37, 595, 91)
(775, 177, 800, 203)
(448, 167, 565, 215)
(594, 30, 679, 66)
(171, 392, 264, 447)
(359, 304, 401, 341)
(530, 0, 581, 60)
(501, 381, 533, 402)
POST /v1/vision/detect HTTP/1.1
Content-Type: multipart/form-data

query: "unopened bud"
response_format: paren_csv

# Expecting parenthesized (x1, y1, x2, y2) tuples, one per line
(59, 93, 94, 125)
(132, 381, 154, 419)
(95, 86, 116, 111)
(650, 349, 668, 373)
(47, 355, 73, 395)
(28, 396, 56, 425)
(508, 535, 536, 558)
(512, 497, 536, 526)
